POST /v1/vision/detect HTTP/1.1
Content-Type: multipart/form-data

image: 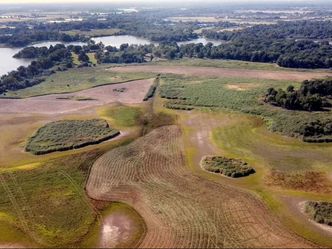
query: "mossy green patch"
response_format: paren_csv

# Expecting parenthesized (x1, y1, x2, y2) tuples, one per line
(26, 119, 119, 155)
(99, 105, 142, 128)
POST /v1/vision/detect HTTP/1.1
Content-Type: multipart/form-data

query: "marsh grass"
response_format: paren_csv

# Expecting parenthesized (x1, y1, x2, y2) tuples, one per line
(26, 119, 119, 155)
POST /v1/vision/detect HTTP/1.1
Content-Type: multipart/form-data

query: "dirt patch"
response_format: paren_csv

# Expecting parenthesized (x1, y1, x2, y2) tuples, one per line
(111, 65, 332, 81)
(87, 125, 314, 248)
(0, 79, 153, 115)
(265, 170, 332, 194)
(226, 83, 260, 91)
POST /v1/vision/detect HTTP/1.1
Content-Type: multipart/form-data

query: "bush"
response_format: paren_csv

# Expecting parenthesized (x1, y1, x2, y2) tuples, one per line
(201, 156, 255, 178)
(26, 119, 119, 155)
(305, 201, 332, 226)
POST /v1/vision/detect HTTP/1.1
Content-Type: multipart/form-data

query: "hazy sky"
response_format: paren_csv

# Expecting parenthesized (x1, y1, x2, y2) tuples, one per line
(0, 0, 317, 4)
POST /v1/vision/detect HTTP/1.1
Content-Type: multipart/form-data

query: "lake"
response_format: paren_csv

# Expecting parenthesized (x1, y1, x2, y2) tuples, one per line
(92, 35, 222, 47)
(0, 41, 86, 76)
(0, 47, 32, 76)
(0, 36, 222, 77)
(91, 35, 154, 48)
(177, 37, 223, 46)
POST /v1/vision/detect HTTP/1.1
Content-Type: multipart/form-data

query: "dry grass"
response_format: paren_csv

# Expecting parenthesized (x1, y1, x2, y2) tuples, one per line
(87, 125, 312, 248)
(0, 79, 154, 115)
(266, 170, 332, 194)
(112, 65, 332, 81)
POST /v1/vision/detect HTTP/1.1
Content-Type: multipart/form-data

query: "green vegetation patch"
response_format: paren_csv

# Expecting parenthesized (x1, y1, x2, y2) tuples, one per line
(201, 155, 255, 178)
(26, 119, 119, 155)
(3, 66, 154, 98)
(305, 201, 332, 226)
(143, 77, 159, 101)
(160, 74, 332, 141)
(101, 105, 142, 127)
(0, 151, 101, 246)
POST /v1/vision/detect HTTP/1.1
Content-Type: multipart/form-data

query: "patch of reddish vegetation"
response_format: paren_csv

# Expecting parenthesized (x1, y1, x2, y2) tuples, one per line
(266, 170, 332, 193)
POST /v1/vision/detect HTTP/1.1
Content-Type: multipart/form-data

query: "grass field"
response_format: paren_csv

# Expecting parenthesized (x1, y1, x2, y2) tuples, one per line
(2, 66, 154, 98)
(159, 73, 332, 139)
(98, 104, 142, 128)
(26, 119, 119, 155)
(0, 151, 100, 247)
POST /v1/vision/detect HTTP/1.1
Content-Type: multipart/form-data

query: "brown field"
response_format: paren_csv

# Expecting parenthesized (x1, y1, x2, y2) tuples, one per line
(0, 79, 153, 115)
(111, 65, 332, 81)
(86, 125, 313, 248)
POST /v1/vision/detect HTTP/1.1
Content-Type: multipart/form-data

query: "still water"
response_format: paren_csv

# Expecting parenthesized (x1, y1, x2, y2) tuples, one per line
(0, 35, 222, 76)
(92, 35, 154, 48)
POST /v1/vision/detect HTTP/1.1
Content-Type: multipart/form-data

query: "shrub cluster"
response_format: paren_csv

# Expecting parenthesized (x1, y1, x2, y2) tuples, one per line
(143, 77, 159, 101)
(305, 201, 332, 226)
(265, 78, 332, 112)
(201, 156, 255, 178)
(26, 119, 119, 155)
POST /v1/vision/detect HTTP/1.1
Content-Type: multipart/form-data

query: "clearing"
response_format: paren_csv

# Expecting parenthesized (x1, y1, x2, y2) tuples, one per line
(86, 125, 313, 248)
(111, 64, 332, 81)
(0, 79, 154, 114)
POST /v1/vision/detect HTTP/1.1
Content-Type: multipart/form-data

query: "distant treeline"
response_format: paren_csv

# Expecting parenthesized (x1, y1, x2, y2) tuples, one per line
(202, 21, 332, 68)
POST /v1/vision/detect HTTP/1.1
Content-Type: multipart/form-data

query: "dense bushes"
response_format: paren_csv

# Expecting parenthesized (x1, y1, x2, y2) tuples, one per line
(264, 78, 332, 111)
(300, 120, 332, 142)
(264, 87, 323, 111)
(201, 156, 255, 178)
(305, 201, 332, 226)
(143, 77, 159, 101)
(26, 119, 120, 155)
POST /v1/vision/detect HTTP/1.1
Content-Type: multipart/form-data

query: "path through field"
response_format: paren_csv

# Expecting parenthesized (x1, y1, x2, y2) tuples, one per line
(111, 65, 332, 81)
(86, 125, 314, 248)
(0, 79, 153, 114)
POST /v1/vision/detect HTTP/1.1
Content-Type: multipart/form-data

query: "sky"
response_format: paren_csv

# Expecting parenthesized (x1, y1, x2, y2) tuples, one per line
(0, 0, 321, 4)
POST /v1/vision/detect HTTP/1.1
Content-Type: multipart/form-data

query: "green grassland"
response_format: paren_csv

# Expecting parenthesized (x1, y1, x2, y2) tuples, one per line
(159, 74, 332, 139)
(0, 151, 100, 247)
(26, 119, 119, 155)
(87, 53, 97, 65)
(71, 52, 80, 65)
(3, 66, 154, 98)
(99, 105, 142, 128)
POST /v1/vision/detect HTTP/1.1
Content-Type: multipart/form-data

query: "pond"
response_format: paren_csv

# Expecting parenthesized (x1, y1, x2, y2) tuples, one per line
(177, 37, 223, 46)
(0, 35, 223, 76)
(91, 35, 154, 48)
(0, 41, 87, 76)
(0, 47, 32, 76)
